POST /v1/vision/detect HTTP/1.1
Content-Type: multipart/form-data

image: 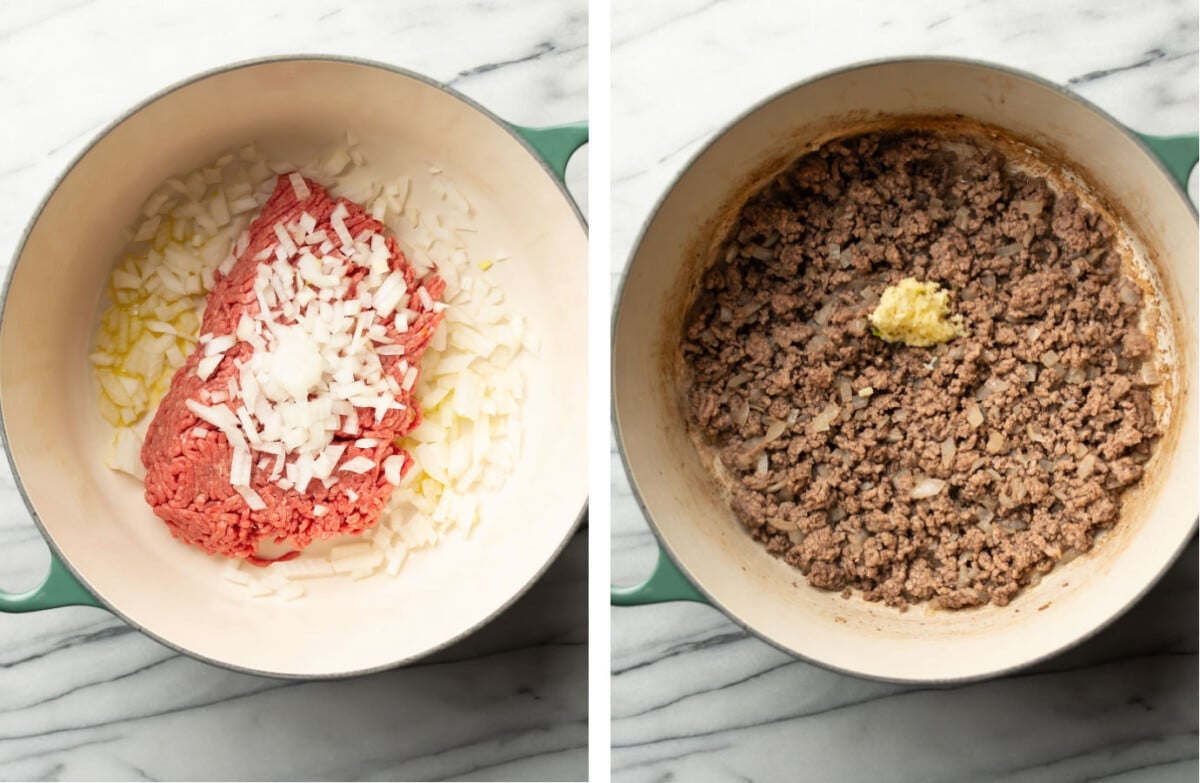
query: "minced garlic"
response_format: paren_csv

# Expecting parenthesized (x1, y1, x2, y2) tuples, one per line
(869, 278, 964, 347)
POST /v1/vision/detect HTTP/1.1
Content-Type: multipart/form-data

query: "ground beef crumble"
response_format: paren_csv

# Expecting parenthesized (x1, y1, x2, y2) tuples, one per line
(681, 130, 1161, 610)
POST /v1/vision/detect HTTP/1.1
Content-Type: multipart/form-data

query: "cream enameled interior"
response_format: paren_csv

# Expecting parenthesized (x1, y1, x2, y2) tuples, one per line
(614, 59, 1197, 682)
(0, 60, 587, 676)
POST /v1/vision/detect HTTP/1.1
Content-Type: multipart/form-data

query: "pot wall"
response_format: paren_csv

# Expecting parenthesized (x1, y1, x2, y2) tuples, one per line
(613, 59, 1197, 682)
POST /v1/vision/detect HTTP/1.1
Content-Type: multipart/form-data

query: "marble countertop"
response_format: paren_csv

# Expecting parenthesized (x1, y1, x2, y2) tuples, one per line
(0, 1, 587, 781)
(611, 1, 1198, 781)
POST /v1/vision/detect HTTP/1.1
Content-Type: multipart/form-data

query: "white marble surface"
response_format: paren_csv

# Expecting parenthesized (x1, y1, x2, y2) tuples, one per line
(0, 1, 586, 781)
(611, 1, 1198, 781)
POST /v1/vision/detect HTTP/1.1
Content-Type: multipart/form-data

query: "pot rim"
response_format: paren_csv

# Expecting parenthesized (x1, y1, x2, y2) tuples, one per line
(611, 54, 1198, 684)
(0, 53, 588, 680)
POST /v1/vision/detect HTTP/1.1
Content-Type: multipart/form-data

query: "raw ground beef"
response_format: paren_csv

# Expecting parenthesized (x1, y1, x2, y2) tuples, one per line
(682, 130, 1161, 610)
(142, 175, 444, 561)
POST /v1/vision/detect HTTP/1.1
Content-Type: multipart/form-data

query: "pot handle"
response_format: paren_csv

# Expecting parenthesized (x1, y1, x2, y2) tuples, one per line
(511, 122, 589, 181)
(0, 550, 101, 612)
(611, 547, 709, 605)
(1136, 132, 1199, 190)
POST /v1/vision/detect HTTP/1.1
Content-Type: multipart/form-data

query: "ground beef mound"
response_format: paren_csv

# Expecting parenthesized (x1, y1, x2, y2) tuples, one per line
(142, 175, 444, 562)
(682, 130, 1160, 609)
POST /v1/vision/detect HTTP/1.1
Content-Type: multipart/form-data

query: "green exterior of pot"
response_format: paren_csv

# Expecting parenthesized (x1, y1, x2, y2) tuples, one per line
(611, 548, 708, 605)
(0, 552, 101, 611)
(514, 122, 589, 181)
(1137, 133, 1199, 189)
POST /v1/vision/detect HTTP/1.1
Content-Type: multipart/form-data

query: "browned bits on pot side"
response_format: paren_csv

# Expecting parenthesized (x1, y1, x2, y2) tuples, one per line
(681, 130, 1160, 610)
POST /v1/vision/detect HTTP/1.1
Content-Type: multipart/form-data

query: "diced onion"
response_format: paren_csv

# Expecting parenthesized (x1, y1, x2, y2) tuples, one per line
(1077, 453, 1097, 479)
(977, 377, 1011, 400)
(940, 437, 957, 470)
(339, 456, 376, 474)
(836, 377, 852, 404)
(1118, 283, 1142, 306)
(763, 419, 787, 443)
(812, 300, 835, 327)
(910, 477, 946, 499)
(383, 454, 405, 485)
(196, 354, 222, 381)
(755, 453, 769, 476)
(234, 485, 266, 511)
(811, 403, 841, 433)
(288, 172, 311, 201)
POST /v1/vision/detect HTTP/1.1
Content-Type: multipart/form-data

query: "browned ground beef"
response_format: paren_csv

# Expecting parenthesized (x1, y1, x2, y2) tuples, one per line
(682, 130, 1160, 610)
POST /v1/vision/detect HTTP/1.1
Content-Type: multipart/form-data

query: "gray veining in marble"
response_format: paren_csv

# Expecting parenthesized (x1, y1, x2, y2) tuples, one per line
(611, 1, 1198, 781)
(0, 1, 587, 781)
